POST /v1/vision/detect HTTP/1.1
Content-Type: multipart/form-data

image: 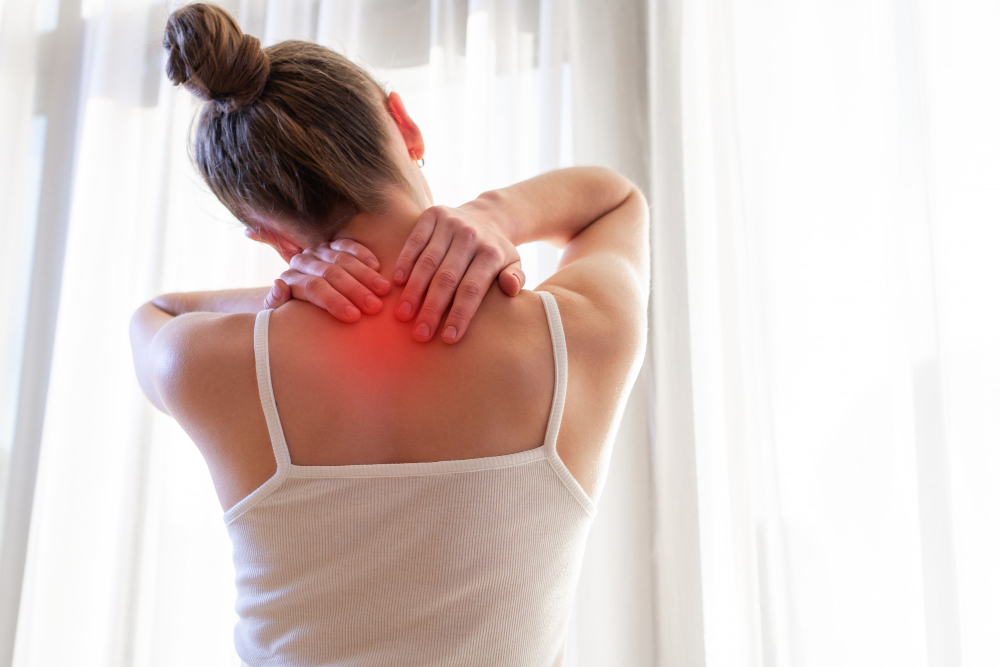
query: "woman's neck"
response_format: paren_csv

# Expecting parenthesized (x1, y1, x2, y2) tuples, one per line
(333, 192, 428, 274)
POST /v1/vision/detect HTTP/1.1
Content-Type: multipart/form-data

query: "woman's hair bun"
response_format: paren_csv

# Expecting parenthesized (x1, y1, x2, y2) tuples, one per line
(163, 3, 269, 112)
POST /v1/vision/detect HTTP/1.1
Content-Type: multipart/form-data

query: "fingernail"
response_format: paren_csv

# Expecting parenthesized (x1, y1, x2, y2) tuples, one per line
(415, 322, 430, 338)
(364, 295, 381, 311)
(443, 326, 457, 341)
(397, 301, 413, 318)
(374, 276, 391, 292)
(366, 259, 379, 270)
(345, 305, 360, 319)
(394, 269, 405, 282)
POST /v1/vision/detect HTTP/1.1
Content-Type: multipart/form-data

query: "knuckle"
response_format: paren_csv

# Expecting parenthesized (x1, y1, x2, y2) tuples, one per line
(302, 278, 322, 299)
(332, 253, 351, 266)
(351, 284, 370, 301)
(459, 226, 479, 244)
(419, 304, 442, 320)
(320, 265, 343, 282)
(448, 305, 471, 324)
(456, 281, 482, 300)
(433, 269, 460, 290)
(480, 246, 502, 263)
(408, 232, 428, 247)
(416, 254, 439, 273)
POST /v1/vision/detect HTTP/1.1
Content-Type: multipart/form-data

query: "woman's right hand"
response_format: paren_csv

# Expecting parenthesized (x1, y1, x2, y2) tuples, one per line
(264, 239, 392, 322)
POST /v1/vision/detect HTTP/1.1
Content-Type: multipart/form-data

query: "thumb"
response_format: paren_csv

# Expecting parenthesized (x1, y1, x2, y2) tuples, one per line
(265, 278, 290, 309)
(498, 261, 524, 297)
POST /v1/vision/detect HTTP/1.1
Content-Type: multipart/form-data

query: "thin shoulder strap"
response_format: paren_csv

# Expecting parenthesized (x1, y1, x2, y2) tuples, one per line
(538, 291, 569, 453)
(537, 291, 594, 514)
(253, 309, 292, 472)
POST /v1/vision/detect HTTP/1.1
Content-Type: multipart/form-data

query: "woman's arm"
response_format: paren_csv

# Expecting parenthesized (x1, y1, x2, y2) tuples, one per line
(150, 287, 272, 316)
(391, 167, 641, 342)
(130, 288, 271, 413)
(462, 166, 636, 249)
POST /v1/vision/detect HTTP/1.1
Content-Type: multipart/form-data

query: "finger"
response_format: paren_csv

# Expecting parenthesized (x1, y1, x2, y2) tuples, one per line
(395, 226, 453, 322)
(264, 278, 291, 309)
(284, 274, 362, 322)
(289, 253, 384, 315)
(410, 230, 480, 341)
(327, 238, 380, 271)
(498, 261, 524, 297)
(394, 208, 440, 284)
(439, 255, 504, 344)
(310, 246, 392, 296)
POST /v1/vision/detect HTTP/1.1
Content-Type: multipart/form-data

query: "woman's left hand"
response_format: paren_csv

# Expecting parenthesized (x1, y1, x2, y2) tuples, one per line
(392, 204, 524, 344)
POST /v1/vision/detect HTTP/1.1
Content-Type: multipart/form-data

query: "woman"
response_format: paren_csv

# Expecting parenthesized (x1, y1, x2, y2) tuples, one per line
(130, 4, 648, 665)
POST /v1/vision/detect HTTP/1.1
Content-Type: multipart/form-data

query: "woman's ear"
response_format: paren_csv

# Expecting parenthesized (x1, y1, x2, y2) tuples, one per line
(387, 91, 424, 162)
(245, 225, 302, 264)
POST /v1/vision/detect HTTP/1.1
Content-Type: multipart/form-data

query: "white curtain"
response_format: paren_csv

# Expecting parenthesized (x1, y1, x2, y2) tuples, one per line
(649, 1, 1000, 666)
(1, 1, 997, 666)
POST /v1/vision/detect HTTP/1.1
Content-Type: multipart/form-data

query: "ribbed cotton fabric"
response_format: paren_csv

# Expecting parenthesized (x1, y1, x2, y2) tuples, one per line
(224, 291, 596, 667)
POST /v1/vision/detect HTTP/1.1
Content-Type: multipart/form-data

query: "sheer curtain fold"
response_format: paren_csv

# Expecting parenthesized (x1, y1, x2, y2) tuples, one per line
(0, 0, 92, 663)
(666, 1, 1000, 666)
(0, 3, 45, 663)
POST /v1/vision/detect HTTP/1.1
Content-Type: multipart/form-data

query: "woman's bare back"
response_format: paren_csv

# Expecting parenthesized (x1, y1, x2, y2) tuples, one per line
(163, 282, 628, 513)
(268, 285, 555, 469)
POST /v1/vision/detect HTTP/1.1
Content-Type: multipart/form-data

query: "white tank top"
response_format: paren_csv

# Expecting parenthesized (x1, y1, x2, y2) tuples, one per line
(224, 291, 596, 667)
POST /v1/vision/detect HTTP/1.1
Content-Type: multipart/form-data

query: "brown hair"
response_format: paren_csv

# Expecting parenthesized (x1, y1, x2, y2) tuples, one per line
(163, 3, 405, 238)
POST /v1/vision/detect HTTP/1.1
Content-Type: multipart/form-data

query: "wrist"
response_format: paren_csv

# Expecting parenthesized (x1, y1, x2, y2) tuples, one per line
(465, 189, 522, 246)
(151, 288, 270, 316)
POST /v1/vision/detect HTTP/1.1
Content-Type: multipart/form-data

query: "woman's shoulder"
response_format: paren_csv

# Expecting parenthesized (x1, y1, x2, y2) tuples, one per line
(146, 309, 277, 509)
(147, 311, 270, 483)
(527, 285, 646, 499)
(150, 311, 258, 413)
(532, 284, 645, 379)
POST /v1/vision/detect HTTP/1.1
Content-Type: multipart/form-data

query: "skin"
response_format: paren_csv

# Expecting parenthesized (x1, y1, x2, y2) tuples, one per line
(249, 92, 525, 343)
(130, 93, 650, 512)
